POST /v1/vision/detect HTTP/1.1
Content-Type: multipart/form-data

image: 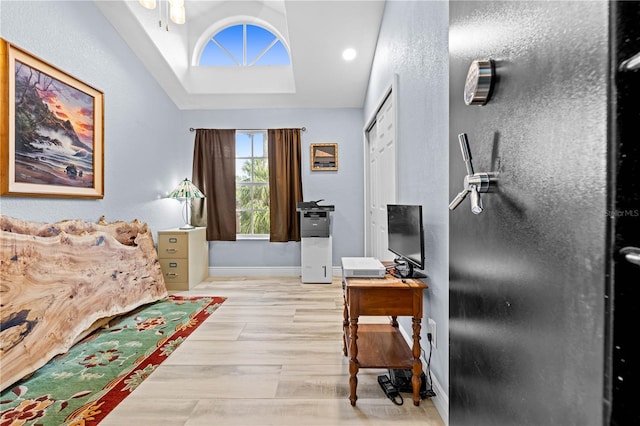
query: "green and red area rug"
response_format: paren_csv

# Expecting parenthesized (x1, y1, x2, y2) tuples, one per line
(0, 295, 225, 426)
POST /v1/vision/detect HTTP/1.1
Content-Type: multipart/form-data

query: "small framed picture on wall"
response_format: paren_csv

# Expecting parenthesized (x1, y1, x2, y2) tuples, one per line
(310, 143, 338, 171)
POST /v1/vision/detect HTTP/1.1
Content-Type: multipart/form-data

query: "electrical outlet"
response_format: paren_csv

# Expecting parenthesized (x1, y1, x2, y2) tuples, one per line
(427, 318, 437, 348)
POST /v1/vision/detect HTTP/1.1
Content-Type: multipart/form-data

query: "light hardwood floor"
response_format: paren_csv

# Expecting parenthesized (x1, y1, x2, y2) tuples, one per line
(101, 276, 445, 426)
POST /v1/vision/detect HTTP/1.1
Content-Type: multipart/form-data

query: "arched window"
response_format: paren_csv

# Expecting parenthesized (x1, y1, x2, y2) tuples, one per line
(199, 24, 290, 66)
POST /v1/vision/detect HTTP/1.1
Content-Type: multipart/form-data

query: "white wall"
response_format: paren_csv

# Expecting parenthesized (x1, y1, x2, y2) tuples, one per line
(363, 0, 449, 421)
(0, 1, 188, 236)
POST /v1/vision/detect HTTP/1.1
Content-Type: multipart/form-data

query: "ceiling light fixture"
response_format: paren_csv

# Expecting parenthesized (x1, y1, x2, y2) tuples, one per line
(139, 0, 156, 9)
(139, 0, 185, 31)
(342, 48, 357, 61)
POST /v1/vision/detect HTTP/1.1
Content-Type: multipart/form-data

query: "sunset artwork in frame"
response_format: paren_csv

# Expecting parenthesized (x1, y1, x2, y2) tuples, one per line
(0, 39, 104, 198)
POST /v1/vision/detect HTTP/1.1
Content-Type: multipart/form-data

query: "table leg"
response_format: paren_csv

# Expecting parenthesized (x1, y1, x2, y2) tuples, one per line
(411, 317, 423, 406)
(342, 300, 349, 356)
(348, 317, 359, 406)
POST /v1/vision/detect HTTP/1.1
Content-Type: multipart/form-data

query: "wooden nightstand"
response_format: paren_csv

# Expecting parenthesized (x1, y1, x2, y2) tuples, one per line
(157, 228, 208, 290)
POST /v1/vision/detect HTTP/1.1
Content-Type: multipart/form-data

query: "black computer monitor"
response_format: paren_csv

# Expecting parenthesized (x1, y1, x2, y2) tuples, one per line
(387, 204, 426, 278)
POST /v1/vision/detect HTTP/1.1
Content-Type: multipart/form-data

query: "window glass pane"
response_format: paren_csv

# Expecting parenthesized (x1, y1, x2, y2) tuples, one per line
(236, 159, 251, 182)
(236, 133, 252, 157)
(238, 210, 252, 234)
(214, 25, 243, 63)
(252, 159, 268, 183)
(246, 25, 276, 64)
(252, 184, 269, 209)
(254, 40, 290, 66)
(236, 184, 252, 209)
(253, 209, 270, 234)
(200, 41, 236, 66)
(253, 132, 265, 157)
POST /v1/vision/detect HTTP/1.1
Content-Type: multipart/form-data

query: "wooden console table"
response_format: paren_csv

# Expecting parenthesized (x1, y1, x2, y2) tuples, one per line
(342, 273, 427, 406)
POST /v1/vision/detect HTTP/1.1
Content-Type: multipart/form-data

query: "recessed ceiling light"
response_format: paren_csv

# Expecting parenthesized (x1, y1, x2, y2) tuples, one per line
(342, 48, 357, 61)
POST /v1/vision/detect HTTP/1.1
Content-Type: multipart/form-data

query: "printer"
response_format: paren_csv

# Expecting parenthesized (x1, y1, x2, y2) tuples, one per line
(297, 200, 335, 283)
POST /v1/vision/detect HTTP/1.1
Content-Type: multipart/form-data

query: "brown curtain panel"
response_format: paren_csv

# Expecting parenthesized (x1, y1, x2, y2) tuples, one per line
(191, 129, 237, 241)
(268, 128, 304, 242)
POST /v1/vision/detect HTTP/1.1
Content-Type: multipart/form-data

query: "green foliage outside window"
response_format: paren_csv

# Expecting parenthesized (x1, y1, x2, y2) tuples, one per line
(236, 132, 269, 235)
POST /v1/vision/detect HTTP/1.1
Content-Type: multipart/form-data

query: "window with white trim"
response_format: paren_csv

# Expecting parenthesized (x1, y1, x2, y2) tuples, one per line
(200, 24, 290, 66)
(236, 131, 269, 237)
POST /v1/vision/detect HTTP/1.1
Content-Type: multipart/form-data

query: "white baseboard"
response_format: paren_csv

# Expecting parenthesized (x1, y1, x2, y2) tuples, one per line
(399, 327, 449, 425)
(429, 366, 449, 425)
(209, 266, 343, 277)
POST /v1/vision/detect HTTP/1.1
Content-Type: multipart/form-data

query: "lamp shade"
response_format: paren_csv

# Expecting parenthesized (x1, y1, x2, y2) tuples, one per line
(168, 178, 205, 199)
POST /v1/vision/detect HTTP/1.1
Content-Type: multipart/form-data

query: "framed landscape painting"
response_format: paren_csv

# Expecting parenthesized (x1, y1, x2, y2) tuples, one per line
(0, 39, 104, 198)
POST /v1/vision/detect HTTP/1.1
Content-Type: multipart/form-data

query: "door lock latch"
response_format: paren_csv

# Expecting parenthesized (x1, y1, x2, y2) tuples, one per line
(620, 247, 640, 267)
(449, 133, 493, 214)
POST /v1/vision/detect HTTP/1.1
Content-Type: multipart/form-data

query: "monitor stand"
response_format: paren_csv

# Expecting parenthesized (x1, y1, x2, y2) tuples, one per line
(391, 261, 427, 279)
(405, 270, 427, 279)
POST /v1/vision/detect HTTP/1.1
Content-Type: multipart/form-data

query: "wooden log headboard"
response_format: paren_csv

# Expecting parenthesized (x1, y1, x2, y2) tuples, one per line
(0, 215, 168, 391)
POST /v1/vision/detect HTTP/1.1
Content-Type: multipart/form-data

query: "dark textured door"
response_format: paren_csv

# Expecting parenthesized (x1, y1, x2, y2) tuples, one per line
(449, 2, 610, 425)
(609, 2, 640, 425)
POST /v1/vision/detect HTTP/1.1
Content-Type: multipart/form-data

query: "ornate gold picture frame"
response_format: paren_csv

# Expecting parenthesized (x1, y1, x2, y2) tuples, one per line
(310, 143, 338, 171)
(0, 39, 104, 198)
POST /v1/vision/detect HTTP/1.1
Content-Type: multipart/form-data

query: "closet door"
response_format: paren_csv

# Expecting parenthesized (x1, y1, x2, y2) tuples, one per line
(366, 92, 396, 261)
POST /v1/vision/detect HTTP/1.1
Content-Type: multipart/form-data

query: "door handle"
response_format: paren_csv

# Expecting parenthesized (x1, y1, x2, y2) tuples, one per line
(621, 247, 640, 266)
(449, 133, 494, 214)
(620, 52, 640, 72)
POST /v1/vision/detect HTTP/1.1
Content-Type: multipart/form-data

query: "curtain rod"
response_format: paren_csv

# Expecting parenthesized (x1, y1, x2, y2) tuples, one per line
(189, 127, 306, 132)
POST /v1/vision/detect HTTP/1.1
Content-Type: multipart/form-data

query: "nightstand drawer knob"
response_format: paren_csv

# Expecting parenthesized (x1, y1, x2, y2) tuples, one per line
(166, 248, 178, 253)
(167, 272, 179, 277)
(169, 238, 178, 243)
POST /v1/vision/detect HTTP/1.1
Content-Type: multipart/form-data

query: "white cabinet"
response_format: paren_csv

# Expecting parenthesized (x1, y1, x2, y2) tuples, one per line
(301, 236, 332, 283)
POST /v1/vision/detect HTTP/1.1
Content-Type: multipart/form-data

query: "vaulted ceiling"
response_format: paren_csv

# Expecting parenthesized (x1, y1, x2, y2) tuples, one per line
(94, 0, 385, 110)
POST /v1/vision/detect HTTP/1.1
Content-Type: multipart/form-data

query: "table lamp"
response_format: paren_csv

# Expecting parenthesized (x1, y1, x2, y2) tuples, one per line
(168, 178, 205, 229)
